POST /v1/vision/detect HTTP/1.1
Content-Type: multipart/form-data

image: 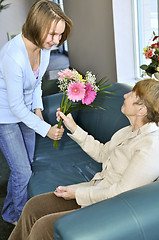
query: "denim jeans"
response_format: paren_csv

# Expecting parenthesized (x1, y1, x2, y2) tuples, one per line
(0, 122, 35, 223)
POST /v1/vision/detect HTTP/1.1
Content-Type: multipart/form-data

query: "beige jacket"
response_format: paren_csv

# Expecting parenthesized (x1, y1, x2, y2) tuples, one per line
(68, 123, 159, 207)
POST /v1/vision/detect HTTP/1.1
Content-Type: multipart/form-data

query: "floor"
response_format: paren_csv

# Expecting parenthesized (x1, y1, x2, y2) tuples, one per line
(0, 50, 69, 239)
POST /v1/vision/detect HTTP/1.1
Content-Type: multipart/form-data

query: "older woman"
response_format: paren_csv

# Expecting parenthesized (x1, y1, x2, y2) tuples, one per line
(0, 0, 72, 224)
(8, 78, 159, 240)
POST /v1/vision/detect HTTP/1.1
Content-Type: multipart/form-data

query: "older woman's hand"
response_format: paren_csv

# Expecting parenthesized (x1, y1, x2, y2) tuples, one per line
(54, 186, 76, 200)
(56, 109, 77, 134)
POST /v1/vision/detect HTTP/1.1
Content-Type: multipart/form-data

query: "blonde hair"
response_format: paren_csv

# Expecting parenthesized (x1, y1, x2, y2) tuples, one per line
(22, 0, 72, 48)
(133, 78, 159, 125)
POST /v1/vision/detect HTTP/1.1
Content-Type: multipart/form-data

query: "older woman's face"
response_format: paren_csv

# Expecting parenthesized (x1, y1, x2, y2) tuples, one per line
(43, 20, 65, 50)
(121, 91, 141, 117)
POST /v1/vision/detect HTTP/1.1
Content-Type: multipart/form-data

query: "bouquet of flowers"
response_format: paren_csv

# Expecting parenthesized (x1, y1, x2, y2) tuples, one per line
(53, 68, 113, 148)
(140, 32, 159, 77)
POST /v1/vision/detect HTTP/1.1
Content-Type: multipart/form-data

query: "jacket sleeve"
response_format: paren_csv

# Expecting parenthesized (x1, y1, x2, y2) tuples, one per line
(2, 54, 51, 137)
(68, 126, 110, 164)
(75, 135, 159, 207)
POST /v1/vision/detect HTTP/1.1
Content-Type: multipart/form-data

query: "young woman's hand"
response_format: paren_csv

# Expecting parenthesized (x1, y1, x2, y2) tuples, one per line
(47, 124, 64, 140)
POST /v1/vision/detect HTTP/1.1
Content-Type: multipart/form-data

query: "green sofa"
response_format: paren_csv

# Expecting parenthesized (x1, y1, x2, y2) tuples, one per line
(54, 181, 159, 240)
(28, 82, 131, 198)
(28, 82, 159, 239)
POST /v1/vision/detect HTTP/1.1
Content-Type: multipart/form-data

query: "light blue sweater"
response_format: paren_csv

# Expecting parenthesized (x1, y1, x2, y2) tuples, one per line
(0, 34, 51, 137)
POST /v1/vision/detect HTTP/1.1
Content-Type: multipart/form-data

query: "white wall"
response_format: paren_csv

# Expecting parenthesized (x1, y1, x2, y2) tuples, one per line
(63, 0, 117, 83)
(0, 0, 36, 49)
(112, 0, 136, 85)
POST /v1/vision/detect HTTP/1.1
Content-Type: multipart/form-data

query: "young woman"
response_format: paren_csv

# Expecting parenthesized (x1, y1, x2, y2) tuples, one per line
(0, 0, 72, 224)
(8, 78, 159, 239)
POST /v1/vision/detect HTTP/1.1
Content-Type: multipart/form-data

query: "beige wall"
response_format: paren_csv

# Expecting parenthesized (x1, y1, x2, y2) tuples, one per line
(0, 0, 36, 48)
(0, 0, 117, 83)
(63, 0, 117, 83)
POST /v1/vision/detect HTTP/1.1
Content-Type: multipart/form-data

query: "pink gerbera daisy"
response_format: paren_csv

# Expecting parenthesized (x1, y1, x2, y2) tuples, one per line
(67, 81, 85, 102)
(58, 69, 74, 80)
(82, 83, 97, 105)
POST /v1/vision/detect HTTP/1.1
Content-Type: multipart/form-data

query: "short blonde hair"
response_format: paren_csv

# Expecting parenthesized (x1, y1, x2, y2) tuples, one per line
(133, 78, 159, 125)
(22, 0, 72, 48)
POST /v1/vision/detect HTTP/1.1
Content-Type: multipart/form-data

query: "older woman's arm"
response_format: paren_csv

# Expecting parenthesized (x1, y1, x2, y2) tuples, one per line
(74, 138, 159, 207)
(59, 111, 110, 164)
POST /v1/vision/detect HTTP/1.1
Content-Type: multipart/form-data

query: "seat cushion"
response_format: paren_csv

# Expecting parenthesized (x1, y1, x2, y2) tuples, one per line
(28, 132, 102, 198)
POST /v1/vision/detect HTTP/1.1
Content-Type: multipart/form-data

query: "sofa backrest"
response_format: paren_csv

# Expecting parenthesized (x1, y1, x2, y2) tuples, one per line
(77, 83, 132, 143)
(42, 82, 132, 144)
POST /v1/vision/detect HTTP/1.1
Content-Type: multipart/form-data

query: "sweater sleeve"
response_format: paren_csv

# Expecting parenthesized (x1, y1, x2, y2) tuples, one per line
(2, 54, 51, 137)
(31, 49, 50, 111)
(68, 126, 110, 164)
(32, 78, 44, 111)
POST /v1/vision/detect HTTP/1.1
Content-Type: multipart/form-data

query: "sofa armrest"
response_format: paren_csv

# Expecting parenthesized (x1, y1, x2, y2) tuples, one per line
(54, 181, 159, 240)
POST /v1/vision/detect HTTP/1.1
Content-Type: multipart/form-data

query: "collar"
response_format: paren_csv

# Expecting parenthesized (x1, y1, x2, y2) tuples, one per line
(133, 122, 159, 136)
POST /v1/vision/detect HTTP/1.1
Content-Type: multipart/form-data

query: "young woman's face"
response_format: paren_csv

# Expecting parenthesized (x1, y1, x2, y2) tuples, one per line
(43, 20, 66, 50)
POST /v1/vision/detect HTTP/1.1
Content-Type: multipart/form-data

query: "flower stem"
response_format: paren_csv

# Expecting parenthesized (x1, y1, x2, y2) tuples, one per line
(53, 94, 68, 148)
(53, 117, 63, 148)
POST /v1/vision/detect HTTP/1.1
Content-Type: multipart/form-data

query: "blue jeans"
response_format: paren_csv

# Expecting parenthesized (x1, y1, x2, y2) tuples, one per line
(0, 122, 35, 223)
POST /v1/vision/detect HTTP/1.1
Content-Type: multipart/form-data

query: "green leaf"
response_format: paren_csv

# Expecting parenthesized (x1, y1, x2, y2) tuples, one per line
(99, 85, 112, 91)
(97, 76, 108, 85)
(147, 72, 152, 77)
(140, 64, 148, 70)
(99, 90, 115, 95)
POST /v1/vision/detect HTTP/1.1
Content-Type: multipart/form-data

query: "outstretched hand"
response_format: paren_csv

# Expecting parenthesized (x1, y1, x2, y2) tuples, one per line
(54, 186, 76, 200)
(47, 124, 64, 140)
(56, 109, 77, 134)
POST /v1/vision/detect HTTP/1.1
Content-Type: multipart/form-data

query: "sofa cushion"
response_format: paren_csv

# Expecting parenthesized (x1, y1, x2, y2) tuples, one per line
(28, 132, 102, 197)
